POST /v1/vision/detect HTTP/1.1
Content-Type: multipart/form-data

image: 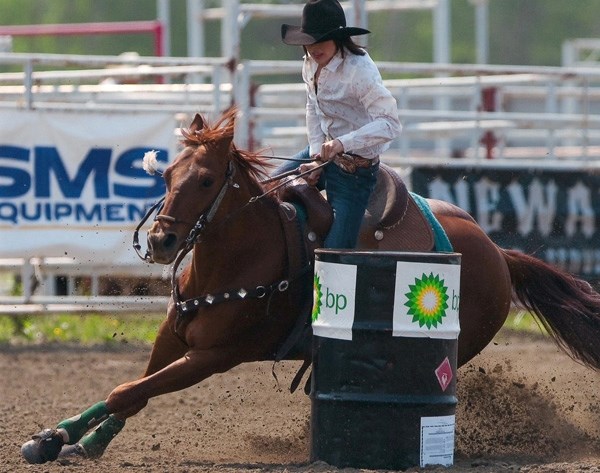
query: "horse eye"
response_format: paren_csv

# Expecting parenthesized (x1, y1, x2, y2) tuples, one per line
(201, 178, 214, 188)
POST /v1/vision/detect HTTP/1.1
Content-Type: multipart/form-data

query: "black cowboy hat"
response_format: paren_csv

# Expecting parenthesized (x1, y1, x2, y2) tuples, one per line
(281, 0, 370, 46)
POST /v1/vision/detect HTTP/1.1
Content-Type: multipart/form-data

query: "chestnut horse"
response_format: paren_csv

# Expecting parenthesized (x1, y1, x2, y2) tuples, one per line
(22, 109, 600, 464)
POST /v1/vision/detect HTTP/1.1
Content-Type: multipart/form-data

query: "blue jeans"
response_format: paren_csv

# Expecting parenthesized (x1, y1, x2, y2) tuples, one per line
(272, 146, 378, 249)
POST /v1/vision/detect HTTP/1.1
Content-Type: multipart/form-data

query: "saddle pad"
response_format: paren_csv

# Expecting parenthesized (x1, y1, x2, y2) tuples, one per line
(410, 192, 453, 252)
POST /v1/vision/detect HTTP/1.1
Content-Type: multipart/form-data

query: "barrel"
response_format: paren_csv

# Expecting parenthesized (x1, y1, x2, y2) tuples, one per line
(310, 250, 461, 470)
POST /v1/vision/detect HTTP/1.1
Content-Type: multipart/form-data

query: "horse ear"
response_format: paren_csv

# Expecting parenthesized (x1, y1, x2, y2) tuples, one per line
(189, 113, 205, 133)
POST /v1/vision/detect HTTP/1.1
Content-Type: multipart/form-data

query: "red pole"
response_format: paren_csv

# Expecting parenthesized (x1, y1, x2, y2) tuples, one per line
(480, 87, 498, 159)
(0, 21, 164, 56)
(0, 21, 161, 37)
(153, 22, 163, 57)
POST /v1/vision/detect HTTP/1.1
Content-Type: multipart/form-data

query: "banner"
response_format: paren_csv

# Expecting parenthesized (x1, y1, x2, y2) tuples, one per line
(312, 260, 357, 340)
(411, 165, 600, 279)
(0, 109, 177, 265)
(393, 261, 460, 339)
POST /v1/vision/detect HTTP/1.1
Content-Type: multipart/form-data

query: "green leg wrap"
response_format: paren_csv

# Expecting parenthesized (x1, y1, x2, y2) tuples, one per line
(56, 401, 109, 444)
(78, 415, 126, 459)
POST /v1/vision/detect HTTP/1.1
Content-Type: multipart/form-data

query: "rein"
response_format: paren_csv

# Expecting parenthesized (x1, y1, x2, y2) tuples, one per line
(133, 197, 165, 262)
(254, 160, 330, 199)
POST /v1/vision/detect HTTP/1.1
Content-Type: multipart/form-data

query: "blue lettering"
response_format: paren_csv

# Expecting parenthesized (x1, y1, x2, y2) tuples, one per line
(113, 148, 167, 198)
(21, 202, 41, 221)
(1, 146, 169, 200)
(105, 204, 126, 222)
(44, 202, 52, 221)
(0, 203, 18, 224)
(35, 147, 111, 198)
(0, 146, 31, 197)
(0, 201, 154, 225)
(75, 204, 102, 222)
(54, 203, 72, 220)
(128, 203, 152, 221)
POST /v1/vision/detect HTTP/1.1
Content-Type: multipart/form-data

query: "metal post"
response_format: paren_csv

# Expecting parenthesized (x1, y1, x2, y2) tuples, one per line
(470, 0, 489, 64)
(91, 274, 100, 297)
(212, 66, 223, 117)
(433, 0, 450, 65)
(545, 79, 558, 158)
(234, 62, 251, 149)
(157, 0, 171, 56)
(21, 259, 33, 303)
(222, 0, 240, 62)
(433, 0, 451, 158)
(350, 0, 368, 44)
(187, 0, 204, 58)
(24, 59, 33, 110)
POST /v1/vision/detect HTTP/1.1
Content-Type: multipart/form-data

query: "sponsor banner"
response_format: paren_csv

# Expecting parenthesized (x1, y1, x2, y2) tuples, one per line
(411, 165, 600, 280)
(393, 261, 461, 339)
(311, 260, 357, 341)
(0, 109, 177, 264)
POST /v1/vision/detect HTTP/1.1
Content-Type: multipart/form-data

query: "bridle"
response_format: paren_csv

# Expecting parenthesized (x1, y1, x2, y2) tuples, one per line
(132, 153, 327, 332)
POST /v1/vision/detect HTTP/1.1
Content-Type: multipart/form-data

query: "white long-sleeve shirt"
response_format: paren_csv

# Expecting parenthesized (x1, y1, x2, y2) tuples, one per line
(302, 48, 402, 160)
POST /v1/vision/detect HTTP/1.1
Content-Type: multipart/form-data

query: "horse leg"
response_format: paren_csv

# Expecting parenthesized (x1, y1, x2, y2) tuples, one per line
(105, 342, 245, 414)
(22, 316, 188, 464)
(72, 317, 190, 458)
(57, 413, 126, 460)
(55, 344, 243, 461)
(21, 401, 112, 463)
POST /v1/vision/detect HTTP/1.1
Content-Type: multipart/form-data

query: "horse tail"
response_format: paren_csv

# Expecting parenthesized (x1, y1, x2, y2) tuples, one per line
(501, 248, 600, 371)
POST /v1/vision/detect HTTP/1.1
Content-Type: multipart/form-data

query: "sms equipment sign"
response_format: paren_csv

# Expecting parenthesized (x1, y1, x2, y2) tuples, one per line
(0, 110, 177, 264)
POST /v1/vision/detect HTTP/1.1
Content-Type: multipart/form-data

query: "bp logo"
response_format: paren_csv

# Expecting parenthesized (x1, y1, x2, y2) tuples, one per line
(312, 273, 323, 322)
(404, 272, 449, 329)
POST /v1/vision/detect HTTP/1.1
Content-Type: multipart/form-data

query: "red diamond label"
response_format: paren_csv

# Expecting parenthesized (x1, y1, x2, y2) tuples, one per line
(435, 357, 453, 392)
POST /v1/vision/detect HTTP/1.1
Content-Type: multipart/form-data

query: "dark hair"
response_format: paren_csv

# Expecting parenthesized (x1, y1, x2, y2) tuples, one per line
(302, 37, 366, 58)
(336, 37, 366, 57)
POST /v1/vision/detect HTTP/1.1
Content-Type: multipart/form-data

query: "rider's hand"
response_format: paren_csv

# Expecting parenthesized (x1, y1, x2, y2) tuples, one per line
(299, 161, 323, 186)
(320, 139, 344, 161)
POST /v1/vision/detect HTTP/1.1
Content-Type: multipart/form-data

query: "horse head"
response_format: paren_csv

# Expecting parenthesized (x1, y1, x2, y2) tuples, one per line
(147, 111, 238, 264)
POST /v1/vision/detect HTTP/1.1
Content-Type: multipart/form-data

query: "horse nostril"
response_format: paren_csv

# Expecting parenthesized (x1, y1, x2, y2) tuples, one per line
(163, 233, 178, 250)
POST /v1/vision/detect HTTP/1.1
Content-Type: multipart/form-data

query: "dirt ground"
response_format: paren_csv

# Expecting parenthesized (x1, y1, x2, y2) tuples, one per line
(2, 329, 600, 473)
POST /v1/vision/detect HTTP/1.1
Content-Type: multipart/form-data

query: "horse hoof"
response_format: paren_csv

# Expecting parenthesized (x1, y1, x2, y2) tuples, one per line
(21, 429, 64, 464)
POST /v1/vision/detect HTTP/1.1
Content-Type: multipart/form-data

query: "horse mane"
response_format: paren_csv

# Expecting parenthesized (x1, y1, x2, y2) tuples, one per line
(180, 108, 272, 182)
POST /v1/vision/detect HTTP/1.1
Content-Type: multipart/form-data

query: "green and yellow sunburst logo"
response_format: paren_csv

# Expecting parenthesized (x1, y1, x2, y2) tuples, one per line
(312, 274, 323, 322)
(404, 272, 449, 329)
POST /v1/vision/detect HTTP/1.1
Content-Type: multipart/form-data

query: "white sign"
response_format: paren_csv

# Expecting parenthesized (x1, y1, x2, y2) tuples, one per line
(311, 260, 357, 341)
(393, 261, 461, 339)
(420, 415, 455, 467)
(0, 109, 177, 265)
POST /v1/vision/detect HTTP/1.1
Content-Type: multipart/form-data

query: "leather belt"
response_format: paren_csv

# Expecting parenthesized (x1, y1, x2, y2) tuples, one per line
(333, 153, 379, 174)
